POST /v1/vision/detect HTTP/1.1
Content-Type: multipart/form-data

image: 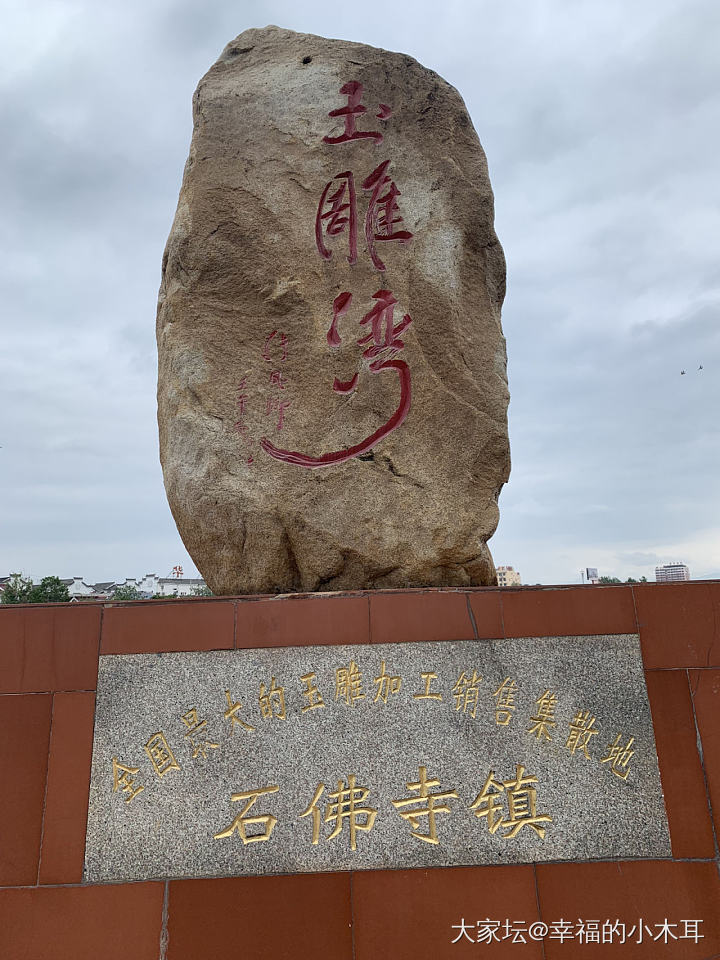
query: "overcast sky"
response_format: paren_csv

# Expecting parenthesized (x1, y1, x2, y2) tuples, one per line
(1, 0, 718, 587)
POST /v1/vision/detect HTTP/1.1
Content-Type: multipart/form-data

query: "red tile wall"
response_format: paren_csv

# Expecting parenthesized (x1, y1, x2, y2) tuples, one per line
(0, 582, 718, 959)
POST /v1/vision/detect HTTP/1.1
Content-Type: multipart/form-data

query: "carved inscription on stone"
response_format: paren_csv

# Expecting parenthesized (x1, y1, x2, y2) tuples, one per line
(85, 635, 670, 882)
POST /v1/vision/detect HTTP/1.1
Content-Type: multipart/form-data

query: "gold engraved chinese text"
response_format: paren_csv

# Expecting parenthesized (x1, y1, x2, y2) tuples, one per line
(413, 671, 442, 701)
(335, 661, 365, 707)
(111, 757, 144, 802)
(471, 764, 552, 839)
(259, 677, 286, 720)
(224, 690, 255, 733)
(527, 690, 558, 740)
(470, 770, 505, 833)
(493, 678, 517, 726)
(144, 732, 180, 778)
(566, 710, 598, 758)
(300, 776, 377, 850)
(214, 785, 280, 844)
(182, 708, 220, 760)
(373, 661, 402, 703)
(601, 733, 635, 780)
(300, 784, 326, 845)
(391, 765, 459, 844)
(453, 671, 483, 718)
(300, 672, 325, 713)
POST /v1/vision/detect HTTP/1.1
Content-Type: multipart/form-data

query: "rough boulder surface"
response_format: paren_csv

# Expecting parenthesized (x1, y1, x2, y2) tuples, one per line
(157, 26, 510, 594)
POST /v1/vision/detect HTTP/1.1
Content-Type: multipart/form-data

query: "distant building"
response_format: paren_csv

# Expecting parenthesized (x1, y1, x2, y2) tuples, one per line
(59, 570, 208, 600)
(156, 575, 207, 597)
(117, 573, 161, 597)
(93, 581, 117, 597)
(496, 565, 522, 587)
(655, 563, 690, 583)
(114, 571, 209, 597)
(61, 577, 101, 599)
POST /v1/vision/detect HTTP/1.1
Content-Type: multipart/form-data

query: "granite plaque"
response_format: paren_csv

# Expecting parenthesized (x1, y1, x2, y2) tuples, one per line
(84, 635, 670, 882)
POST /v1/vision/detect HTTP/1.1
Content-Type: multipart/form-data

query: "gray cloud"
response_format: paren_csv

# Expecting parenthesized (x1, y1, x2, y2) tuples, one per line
(1, 0, 718, 585)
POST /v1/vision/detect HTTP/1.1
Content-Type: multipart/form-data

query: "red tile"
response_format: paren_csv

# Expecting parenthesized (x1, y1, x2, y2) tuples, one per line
(38, 692, 96, 884)
(369, 592, 475, 644)
(101, 600, 234, 654)
(711, 578, 720, 626)
(501, 585, 636, 638)
(467, 590, 504, 638)
(0, 883, 164, 960)
(536, 861, 720, 958)
(235, 595, 369, 648)
(168, 874, 352, 960)
(353, 865, 542, 959)
(645, 671, 714, 858)
(0, 604, 100, 693)
(634, 582, 718, 669)
(688, 668, 720, 840)
(0, 693, 52, 885)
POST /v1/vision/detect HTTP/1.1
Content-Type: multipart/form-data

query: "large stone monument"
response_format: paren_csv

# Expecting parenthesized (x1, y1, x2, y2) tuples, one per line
(157, 26, 510, 595)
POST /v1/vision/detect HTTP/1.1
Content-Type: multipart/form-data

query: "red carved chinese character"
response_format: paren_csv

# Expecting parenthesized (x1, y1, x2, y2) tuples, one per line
(356, 289, 413, 364)
(269, 371, 288, 389)
(315, 172, 357, 263)
(260, 291, 412, 468)
(266, 397, 291, 431)
(236, 377, 248, 416)
(323, 82, 383, 146)
(262, 331, 288, 363)
(326, 291, 353, 348)
(332, 371, 359, 394)
(362, 160, 413, 271)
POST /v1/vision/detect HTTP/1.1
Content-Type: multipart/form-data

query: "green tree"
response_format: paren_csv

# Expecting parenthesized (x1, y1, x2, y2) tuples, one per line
(1, 573, 70, 604)
(1, 572, 34, 603)
(598, 576, 622, 584)
(30, 576, 70, 603)
(111, 584, 145, 601)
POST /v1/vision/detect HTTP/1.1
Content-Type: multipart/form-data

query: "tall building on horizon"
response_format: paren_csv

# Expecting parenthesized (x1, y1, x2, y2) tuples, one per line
(655, 562, 690, 583)
(496, 565, 522, 587)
